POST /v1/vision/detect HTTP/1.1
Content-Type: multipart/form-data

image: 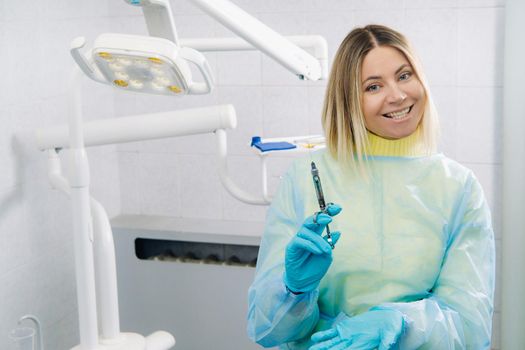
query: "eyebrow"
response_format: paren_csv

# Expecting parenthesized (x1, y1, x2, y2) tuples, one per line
(362, 63, 411, 85)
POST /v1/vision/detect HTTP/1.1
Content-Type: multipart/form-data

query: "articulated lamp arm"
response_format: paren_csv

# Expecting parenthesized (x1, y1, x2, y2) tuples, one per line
(187, 0, 323, 81)
(123, 0, 179, 44)
(123, 0, 326, 81)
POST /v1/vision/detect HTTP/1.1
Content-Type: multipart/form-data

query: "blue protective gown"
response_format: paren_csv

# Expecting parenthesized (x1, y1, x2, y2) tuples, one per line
(247, 149, 495, 349)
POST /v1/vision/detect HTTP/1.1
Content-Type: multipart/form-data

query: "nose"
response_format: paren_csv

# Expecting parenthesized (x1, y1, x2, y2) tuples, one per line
(386, 85, 407, 104)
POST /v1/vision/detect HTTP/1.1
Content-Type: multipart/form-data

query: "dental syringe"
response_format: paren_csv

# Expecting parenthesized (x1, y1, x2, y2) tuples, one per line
(310, 162, 334, 249)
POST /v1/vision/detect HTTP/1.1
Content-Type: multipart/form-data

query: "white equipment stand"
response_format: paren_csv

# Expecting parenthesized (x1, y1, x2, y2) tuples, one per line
(36, 69, 241, 350)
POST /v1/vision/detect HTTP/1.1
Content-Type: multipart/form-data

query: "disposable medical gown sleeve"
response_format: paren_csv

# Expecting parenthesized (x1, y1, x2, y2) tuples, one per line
(247, 169, 320, 347)
(381, 172, 495, 349)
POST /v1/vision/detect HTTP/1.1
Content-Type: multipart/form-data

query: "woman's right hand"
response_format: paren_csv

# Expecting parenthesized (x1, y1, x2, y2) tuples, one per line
(284, 204, 342, 294)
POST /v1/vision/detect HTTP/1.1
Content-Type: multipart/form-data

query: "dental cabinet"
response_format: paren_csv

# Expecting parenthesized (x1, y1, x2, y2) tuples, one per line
(111, 215, 273, 350)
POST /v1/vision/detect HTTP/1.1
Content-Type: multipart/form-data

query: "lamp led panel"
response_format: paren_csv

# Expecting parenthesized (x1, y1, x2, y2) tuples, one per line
(92, 33, 189, 96)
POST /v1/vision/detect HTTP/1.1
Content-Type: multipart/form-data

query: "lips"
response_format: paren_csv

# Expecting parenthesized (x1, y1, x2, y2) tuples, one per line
(382, 105, 413, 119)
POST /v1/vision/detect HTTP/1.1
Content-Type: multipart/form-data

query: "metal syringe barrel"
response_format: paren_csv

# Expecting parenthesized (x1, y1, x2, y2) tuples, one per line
(311, 162, 326, 211)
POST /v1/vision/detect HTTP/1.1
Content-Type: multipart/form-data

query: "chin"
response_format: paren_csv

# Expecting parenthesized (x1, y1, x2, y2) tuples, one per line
(382, 127, 418, 140)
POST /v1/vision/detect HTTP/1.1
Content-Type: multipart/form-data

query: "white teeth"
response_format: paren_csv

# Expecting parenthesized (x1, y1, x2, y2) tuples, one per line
(384, 107, 411, 119)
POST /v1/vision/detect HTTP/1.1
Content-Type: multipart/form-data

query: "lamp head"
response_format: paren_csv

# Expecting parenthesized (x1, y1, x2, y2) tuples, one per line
(71, 33, 214, 96)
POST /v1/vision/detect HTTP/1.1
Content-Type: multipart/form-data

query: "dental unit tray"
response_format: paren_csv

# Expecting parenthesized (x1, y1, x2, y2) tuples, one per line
(250, 135, 326, 155)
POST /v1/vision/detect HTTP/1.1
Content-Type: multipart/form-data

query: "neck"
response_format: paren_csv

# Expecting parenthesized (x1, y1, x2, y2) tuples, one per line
(366, 129, 426, 157)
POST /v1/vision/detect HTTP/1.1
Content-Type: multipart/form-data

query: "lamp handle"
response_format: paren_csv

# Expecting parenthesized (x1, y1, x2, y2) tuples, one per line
(70, 37, 105, 84)
(179, 47, 214, 95)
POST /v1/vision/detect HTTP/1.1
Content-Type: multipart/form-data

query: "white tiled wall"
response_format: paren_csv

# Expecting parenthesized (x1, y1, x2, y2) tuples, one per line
(0, 0, 504, 349)
(0, 2, 120, 349)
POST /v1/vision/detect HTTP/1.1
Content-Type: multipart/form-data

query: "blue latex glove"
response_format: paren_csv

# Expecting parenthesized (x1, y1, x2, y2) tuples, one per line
(309, 308, 406, 350)
(283, 204, 342, 293)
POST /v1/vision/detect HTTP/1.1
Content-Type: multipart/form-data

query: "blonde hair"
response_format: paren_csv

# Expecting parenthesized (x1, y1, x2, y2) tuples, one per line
(322, 24, 439, 167)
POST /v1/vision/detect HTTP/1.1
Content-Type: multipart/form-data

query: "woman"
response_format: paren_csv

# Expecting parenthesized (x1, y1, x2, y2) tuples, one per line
(247, 25, 495, 349)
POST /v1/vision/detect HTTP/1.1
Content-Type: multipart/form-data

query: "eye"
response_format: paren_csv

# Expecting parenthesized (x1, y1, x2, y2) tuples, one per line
(365, 84, 380, 92)
(399, 71, 412, 81)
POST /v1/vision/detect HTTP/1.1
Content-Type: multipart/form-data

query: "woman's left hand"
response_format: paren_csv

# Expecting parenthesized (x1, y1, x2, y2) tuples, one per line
(309, 308, 405, 350)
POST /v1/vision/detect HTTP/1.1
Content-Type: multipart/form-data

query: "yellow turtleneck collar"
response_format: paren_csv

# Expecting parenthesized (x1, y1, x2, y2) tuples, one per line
(366, 128, 427, 157)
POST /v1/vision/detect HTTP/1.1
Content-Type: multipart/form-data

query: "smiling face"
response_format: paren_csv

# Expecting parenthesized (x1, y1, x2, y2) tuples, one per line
(361, 46, 425, 139)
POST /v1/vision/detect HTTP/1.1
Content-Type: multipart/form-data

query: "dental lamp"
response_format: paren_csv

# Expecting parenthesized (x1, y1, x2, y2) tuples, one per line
(71, 0, 328, 98)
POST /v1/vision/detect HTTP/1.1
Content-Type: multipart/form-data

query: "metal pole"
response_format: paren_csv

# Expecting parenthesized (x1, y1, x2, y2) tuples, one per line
(501, 0, 525, 347)
(68, 68, 99, 349)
